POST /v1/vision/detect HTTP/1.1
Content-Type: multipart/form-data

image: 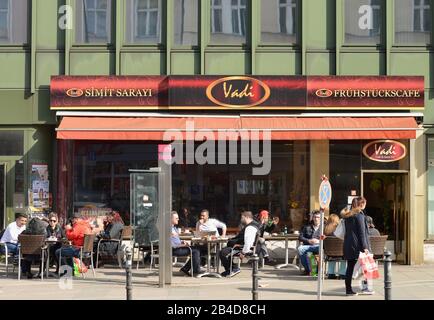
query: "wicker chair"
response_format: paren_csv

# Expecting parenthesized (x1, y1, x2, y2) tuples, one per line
(323, 236, 344, 279)
(369, 235, 388, 259)
(17, 234, 46, 281)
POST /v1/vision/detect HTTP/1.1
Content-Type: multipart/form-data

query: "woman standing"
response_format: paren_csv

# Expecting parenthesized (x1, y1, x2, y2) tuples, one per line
(341, 197, 371, 296)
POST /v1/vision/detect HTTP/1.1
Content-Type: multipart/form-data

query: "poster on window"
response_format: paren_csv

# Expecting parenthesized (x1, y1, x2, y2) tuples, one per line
(32, 180, 49, 208)
(31, 164, 49, 181)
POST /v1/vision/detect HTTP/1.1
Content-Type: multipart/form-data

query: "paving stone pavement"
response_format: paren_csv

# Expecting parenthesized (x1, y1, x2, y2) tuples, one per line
(1, 263, 434, 300)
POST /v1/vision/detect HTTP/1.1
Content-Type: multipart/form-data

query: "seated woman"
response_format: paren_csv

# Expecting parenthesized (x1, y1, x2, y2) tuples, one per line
(255, 210, 279, 264)
(324, 213, 346, 280)
(95, 211, 124, 266)
(46, 212, 66, 272)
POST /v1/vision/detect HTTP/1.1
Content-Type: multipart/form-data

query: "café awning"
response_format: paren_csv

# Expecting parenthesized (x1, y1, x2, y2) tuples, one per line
(56, 116, 418, 140)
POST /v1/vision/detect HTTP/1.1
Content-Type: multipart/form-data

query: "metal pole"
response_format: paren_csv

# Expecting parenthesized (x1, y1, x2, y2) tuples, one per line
(317, 209, 325, 300)
(125, 247, 133, 300)
(384, 250, 392, 300)
(251, 254, 259, 300)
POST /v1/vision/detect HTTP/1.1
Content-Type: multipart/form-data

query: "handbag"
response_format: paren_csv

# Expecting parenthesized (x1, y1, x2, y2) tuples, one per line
(358, 252, 379, 280)
(334, 220, 345, 239)
(73, 257, 88, 275)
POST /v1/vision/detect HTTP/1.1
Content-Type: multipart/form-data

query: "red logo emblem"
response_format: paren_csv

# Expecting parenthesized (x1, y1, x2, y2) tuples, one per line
(66, 88, 84, 98)
(315, 89, 333, 98)
(363, 140, 407, 163)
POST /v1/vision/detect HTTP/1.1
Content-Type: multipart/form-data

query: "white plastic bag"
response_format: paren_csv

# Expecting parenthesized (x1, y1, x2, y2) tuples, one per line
(334, 220, 345, 239)
(352, 260, 363, 280)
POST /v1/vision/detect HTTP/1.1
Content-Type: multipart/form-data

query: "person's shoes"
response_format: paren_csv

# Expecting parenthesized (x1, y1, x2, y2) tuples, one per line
(26, 272, 34, 279)
(301, 270, 310, 276)
(338, 275, 346, 280)
(263, 257, 275, 265)
(229, 268, 241, 277)
(220, 270, 231, 277)
(359, 289, 375, 295)
(180, 268, 191, 277)
(327, 274, 337, 280)
(346, 291, 358, 296)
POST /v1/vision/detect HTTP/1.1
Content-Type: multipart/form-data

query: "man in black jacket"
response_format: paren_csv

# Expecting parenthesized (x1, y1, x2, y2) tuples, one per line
(297, 210, 321, 275)
(219, 211, 260, 277)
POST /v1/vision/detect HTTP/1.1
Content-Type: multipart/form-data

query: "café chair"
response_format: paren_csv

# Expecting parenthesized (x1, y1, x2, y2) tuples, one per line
(229, 234, 260, 277)
(96, 226, 133, 269)
(149, 240, 194, 278)
(17, 234, 46, 281)
(0, 242, 16, 277)
(369, 235, 388, 260)
(323, 236, 344, 280)
(58, 233, 96, 278)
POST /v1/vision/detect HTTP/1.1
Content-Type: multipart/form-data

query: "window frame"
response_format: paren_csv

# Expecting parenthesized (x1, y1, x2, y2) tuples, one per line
(342, 0, 386, 48)
(0, 0, 29, 47)
(0, 0, 11, 42)
(172, 0, 200, 49)
(258, 0, 300, 47)
(134, 0, 161, 43)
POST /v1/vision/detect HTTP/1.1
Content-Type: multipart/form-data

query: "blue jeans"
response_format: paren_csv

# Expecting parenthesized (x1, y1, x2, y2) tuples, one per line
(0, 242, 19, 255)
(297, 245, 319, 273)
(55, 247, 81, 271)
(327, 260, 347, 276)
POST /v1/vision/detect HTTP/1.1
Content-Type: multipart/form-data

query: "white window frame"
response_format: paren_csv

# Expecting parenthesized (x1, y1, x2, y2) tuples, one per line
(134, 0, 161, 40)
(82, 0, 110, 42)
(413, 0, 430, 32)
(278, 0, 296, 35)
(0, 0, 11, 42)
(211, 0, 223, 33)
(230, 0, 246, 36)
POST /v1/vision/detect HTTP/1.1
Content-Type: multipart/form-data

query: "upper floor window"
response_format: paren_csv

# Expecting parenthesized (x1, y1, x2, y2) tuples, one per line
(395, 0, 431, 44)
(261, 0, 297, 44)
(345, 0, 383, 45)
(125, 0, 162, 44)
(76, 0, 112, 44)
(210, 0, 248, 44)
(174, 0, 199, 46)
(0, 0, 29, 44)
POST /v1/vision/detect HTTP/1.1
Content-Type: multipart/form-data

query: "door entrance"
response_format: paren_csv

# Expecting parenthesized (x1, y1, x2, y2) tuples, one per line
(362, 172, 409, 264)
(0, 163, 6, 230)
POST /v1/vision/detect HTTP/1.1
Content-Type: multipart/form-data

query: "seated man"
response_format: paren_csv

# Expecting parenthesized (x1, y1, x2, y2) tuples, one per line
(55, 213, 92, 275)
(196, 209, 227, 237)
(366, 216, 380, 236)
(171, 211, 204, 277)
(0, 213, 28, 256)
(298, 210, 321, 276)
(219, 211, 260, 277)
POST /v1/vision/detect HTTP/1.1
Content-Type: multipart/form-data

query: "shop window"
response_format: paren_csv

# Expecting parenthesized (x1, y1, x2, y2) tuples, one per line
(0, 131, 23, 156)
(75, 0, 112, 44)
(428, 138, 434, 238)
(260, 0, 297, 44)
(344, 0, 383, 45)
(395, 0, 431, 44)
(0, 0, 28, 44)
(210, 0, 248, 44)
(173, 0, 199, 46)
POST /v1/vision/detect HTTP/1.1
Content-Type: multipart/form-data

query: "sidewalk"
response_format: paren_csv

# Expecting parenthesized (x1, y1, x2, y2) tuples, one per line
(1, 263, 434, 300)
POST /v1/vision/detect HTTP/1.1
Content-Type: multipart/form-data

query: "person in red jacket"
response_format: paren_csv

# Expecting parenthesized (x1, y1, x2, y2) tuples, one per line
(55, 213, 92, 276)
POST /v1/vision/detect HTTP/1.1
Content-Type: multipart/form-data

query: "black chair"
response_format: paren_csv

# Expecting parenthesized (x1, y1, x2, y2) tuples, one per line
(229, 233, 261, 277)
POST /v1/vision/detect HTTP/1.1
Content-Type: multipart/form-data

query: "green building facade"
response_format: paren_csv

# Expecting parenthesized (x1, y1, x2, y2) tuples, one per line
(1, 0, 433, 264)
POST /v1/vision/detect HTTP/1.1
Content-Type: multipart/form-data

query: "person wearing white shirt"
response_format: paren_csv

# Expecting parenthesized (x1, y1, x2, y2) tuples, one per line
(219, 211, 259, 277)
(0, 213, 28, 256)
(196, 209, 227, 237)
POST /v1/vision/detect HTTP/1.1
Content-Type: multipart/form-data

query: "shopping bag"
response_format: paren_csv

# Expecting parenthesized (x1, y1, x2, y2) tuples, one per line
(358, 252, 379, 280)
(334, 219, 345, 239)
(308, 253, 318, 277)
(352, 260, 363, 280)
(73, 257, 88, 275)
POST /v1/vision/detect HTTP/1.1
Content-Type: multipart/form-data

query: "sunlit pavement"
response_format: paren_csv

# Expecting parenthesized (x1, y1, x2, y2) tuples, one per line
(1, 263, 434, 300)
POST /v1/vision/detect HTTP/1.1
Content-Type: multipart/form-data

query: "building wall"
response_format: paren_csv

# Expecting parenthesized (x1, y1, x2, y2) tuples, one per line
(0, 0, 432, 263)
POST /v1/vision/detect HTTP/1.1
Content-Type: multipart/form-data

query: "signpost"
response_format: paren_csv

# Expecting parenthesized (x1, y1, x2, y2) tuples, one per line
(317, 175, 332, 300)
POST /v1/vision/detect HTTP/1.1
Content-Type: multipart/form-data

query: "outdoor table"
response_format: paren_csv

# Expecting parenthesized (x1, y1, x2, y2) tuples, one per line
(190, 237, 229, 278)
(44, 239, 69, 278)
(264, 234, 300, 270)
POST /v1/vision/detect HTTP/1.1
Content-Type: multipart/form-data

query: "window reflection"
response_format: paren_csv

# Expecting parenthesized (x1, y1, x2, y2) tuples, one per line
(345, 0, 383, 45)
(395, 0, 431, 44)
(261, 0, 297, 44)
(76, 0, 112, 43)
(210, 0, 247, 44)
(126, 0, 162, 44)
(0, 0, 28, 44)
(174, 0, 199, 46)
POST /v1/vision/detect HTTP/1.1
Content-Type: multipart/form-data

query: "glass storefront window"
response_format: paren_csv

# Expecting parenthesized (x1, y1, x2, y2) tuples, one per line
(0, 131, 23, 155)
(174, 0, 199, 46)
(344, 0, 383, 45)
(395, 0, 431, 45)
(260, 0, 298, 44)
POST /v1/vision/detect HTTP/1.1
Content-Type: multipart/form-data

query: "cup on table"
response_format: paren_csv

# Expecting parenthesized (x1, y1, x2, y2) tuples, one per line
(294, 230, 300, 235)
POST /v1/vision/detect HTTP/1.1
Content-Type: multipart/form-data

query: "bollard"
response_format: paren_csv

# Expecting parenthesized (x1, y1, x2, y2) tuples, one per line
(251, 254, 259, 300)
(125, 247, 133, 300)
(384, 250, 392, 300)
